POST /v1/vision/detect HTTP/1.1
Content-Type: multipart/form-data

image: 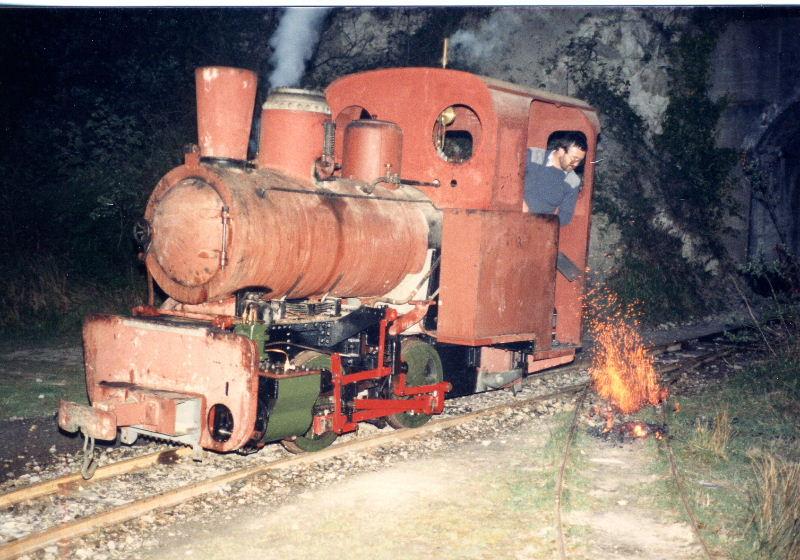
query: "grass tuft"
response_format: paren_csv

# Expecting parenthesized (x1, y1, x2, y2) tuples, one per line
(689, 407, 732, 460)
(747, 449, 800, 560)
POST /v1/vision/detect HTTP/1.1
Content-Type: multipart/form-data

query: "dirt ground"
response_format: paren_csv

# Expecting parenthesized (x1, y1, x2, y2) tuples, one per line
(0, 311, 757, 558)
(0, 339, 86, 421)
(136, 416, 701, 560)
(0, 339, 93, 478)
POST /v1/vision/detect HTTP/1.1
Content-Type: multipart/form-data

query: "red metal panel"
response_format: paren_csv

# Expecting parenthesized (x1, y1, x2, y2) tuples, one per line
(145, 161, 431, 304)
(195, 67, 257, 161)
(82, 314, 259, 452)
(436, 209, 558, 346)
(527, 102, 600, 345)
(326, 68, 502, 210)
(326, 68, 598, 213)
(527, 351, 575, 373)
(479, 347, 515, 373)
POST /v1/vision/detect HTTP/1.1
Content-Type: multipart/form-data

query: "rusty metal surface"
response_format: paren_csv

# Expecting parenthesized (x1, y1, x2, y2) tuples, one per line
(527, 352, 575, 374)
(149, 177, 225, 287)
(326, 68, 600, 212)
(387, 301, 432, 336)
(479, 347, 515, 373)
(326, 68, 502, 210)
(58, 400, 117, 441)
(436, 209, 558, 346)
(340, 119, 403, 184)
(257, 88, 330, 180)
(145, 161, 433, 304)
(82, 314, 259, 452)
(160, 297, 237, 316)
(195, 66, 257, 161)
(94, 386, 189, 432)
(527, 101, 598, 346)
(326, 69, 597, 352)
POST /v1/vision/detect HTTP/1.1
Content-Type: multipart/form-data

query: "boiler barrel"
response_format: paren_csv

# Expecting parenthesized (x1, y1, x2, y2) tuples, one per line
(144, 164, 433, 304)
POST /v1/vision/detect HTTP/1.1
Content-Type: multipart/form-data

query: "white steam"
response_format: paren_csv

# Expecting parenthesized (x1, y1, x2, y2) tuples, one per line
(268, 7, 331, 89)
(449, 11, 523, 64)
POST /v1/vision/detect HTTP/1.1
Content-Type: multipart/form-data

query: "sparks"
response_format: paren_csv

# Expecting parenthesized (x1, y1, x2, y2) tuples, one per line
(587, 292, 668, 415)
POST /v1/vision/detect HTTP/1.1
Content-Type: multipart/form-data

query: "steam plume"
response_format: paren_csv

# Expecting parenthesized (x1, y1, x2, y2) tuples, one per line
(268, 7, 331, 89)
(450, 11, 523, 63)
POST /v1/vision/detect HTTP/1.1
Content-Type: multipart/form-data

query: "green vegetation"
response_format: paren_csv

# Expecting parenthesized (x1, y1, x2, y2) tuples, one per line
(654, 20, 738, 246)
(0, 10, 284, 336)
(0, 253, 148, 335)
(566, 12, 739, 321)
(546, 411, 592, 510)
(640, 311, 800, 558)
(535, 310, 800, 557)
(0, 8, 482, 336)
(0, 343, 88, 420)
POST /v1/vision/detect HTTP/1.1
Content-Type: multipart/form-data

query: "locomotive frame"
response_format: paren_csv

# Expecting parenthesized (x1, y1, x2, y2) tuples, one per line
(58, 65, 600, 475)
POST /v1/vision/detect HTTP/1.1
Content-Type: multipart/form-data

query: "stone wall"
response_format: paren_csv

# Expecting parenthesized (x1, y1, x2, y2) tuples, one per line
(711, 15, 800, 261)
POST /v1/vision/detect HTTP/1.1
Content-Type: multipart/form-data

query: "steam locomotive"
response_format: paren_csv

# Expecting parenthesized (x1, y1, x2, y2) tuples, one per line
(58, 66, 600, 474)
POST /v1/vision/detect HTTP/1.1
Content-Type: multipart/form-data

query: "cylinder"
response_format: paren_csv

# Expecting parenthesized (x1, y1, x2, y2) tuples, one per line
(257, 88, 330, 181)
(195, 66, 257, 161)
(144, 165, 433, 305)
(341, 119, 403, 184)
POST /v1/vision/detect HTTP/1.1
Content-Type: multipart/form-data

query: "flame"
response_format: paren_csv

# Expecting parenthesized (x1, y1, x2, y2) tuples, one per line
(621, 421, 666, 440)
(631, 423, 647, 438)
(587, 292, 668, 414)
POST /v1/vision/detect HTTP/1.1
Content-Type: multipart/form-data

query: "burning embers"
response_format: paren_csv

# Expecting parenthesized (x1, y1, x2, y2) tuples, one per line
(588, 412, 668, 442)
(587, 294, 670, 440)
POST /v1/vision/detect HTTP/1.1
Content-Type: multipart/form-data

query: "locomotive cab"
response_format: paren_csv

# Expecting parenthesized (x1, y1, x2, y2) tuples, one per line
(58, 66, 599, 475)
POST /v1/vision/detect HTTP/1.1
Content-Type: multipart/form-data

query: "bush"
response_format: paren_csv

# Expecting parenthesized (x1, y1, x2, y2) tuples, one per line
(0, 254, 147, 334)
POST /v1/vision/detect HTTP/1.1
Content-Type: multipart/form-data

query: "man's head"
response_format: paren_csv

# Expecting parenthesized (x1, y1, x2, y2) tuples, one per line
(547, 132, 587, 173)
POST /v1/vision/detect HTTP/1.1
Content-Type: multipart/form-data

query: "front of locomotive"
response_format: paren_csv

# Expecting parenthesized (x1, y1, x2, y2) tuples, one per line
(58, 66, 450, 471)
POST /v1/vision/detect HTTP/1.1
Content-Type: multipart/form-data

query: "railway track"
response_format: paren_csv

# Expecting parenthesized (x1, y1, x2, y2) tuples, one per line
(0, 379, 589, 558)
(553, 343, 740, 560)
(0, 330, 744, 559)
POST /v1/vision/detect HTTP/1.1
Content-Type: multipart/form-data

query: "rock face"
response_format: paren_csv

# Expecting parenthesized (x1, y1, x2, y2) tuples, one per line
(446, 8, 708, 276)
(711, 16, 800, 260)
(313, 8, 800, 269)
(450, 8, 800, 267)
(449, 8, 677, 133)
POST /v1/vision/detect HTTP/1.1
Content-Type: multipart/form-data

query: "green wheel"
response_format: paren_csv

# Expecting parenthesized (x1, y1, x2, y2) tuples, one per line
(387, 338, 444, 429)
(282, 352, 338, 454)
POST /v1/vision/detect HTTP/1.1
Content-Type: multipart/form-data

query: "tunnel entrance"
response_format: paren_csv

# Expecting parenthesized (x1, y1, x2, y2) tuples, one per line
(748, 99, 800, 261)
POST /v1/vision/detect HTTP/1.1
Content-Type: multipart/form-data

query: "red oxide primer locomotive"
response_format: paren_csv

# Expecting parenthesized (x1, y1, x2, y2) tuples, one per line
(58, 66, 600, 473)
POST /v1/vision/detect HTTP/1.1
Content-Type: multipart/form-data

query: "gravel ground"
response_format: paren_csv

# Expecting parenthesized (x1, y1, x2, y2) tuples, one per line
(0, 304, 765, 480)
(0, 307, 764, 559)
(3, 338, 752, 560)
(19, 393, 583, 560)
(1, 360, 587, 549)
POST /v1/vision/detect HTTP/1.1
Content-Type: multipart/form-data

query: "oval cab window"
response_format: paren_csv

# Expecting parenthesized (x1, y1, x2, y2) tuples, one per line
(433, 105, 481, 163)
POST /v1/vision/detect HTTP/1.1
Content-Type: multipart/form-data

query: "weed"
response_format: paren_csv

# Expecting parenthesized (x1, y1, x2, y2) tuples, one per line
(746, 449, 800, 560)
(646, 305, 800, 558)
(689, 407, 732, 460)
(545, 411, 592, 511)
(0, 253, 147, 335)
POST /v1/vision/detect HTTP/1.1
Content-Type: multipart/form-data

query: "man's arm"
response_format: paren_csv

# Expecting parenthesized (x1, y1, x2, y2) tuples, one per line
(558, 180, 581, 226)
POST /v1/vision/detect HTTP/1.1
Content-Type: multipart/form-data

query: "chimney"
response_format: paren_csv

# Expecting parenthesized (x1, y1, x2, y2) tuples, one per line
(195, 66, 257, 162)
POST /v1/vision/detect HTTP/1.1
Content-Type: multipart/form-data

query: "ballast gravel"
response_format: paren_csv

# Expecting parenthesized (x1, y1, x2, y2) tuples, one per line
(3, 336, 750, 560)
